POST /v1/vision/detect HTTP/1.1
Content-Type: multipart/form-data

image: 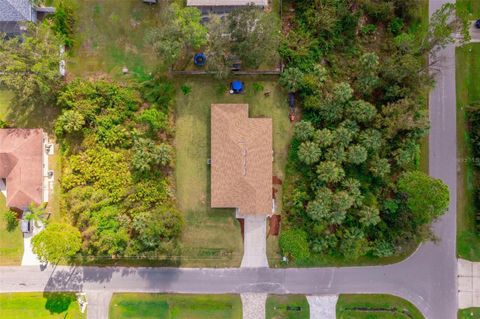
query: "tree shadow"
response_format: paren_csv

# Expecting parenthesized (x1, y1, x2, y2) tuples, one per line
(43, 292, 76, 314)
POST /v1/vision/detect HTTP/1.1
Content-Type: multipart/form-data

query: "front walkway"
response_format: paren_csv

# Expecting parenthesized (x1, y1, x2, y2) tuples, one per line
(241, 215, 268, 268)
(21, 222, 43, 266)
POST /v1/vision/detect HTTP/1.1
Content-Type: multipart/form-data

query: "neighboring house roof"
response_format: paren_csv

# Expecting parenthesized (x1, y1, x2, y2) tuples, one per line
(0, 129, 44, 210)
(0, 0, 33, 22)
(187, 0, 267, 7)
(211, 104, 272, 215)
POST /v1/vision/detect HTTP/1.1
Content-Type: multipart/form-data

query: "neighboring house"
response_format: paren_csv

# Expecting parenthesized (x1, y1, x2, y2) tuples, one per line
(210, 104, 273, 217)
(0, 129, 47, 211)
(187, 0, 267, 15)
(0, 0, 54, 37)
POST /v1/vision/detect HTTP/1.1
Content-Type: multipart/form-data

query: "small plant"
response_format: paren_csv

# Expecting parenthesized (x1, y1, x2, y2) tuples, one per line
(180, 84, 191, 96)
(216, 83, 227, 96)
(252, 82, 264, 93)
(361, 24, 377, 35)
(4, 210, 18, 232)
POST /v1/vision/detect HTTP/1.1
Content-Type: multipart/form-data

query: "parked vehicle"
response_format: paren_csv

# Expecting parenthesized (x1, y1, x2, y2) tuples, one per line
(20, 210, 31, 234)
(476, 19, 480, 29)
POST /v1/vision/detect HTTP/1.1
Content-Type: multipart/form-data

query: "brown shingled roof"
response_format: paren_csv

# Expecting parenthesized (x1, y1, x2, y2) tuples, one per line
(211, 104, 272, 215)
(0, 129, 44, 210)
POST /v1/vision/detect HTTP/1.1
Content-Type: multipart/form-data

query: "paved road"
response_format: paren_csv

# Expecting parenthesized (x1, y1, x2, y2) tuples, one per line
(0, 1, 458, 318)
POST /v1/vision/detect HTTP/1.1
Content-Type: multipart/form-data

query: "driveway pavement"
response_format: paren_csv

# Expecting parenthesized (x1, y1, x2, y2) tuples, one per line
(21, 222, 43, 266)
(241, 216, 268, 268)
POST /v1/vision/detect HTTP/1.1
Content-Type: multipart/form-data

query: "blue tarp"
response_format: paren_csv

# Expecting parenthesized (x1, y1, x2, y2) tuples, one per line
(231, 81, 243, 91)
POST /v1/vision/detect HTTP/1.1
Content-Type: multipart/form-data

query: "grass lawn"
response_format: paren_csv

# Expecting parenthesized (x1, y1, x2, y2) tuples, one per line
(457, 0, 480, 19)
(336, 294, 424, 319)
(456, 43, 480, 260)
(109, 293, 242, 319)
(459, 308, 480, 319)
(0, 292, 85, 318)
(266, 295, 309, 319)
(0, 194, 23, 265)
(69, 0, 163, 79)
(175, 77, 292, 267)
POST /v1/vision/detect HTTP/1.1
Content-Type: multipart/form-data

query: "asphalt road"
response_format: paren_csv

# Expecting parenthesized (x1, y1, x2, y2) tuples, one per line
(0, 1, 459, 318)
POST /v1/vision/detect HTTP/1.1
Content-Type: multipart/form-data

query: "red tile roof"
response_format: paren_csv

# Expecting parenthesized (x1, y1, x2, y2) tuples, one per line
(211, 104, 272, 215)
(0, 129, 44, 210)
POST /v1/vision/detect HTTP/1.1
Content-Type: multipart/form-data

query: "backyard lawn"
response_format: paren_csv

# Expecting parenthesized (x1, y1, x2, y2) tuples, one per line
(109, 293, 242, 319)
(69, 0, 162, 78)
(175, 77, 292, 267)
(336, 294, 424, 319)
(0, 195, 23, 265)
(456, 43, 480, 261)
(265, 295, 309, 319)
(0, 292, 85, 319)
(459, 308, 480, 319)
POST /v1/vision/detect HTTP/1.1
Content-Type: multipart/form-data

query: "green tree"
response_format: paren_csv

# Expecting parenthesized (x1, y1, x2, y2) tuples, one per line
(55, 110, 85, 135)
(369, 157, 391, 178)
(205, 15, 233, 79)
(25, 203, 47, 228)
(313, 128, 334, 148)
(132, 138, 173, 173)
(32, 223, 81, 263)
(280, 67, 304, 92)
(398, 171, 450, 225)
(294, 121, 315, 141)
(316, 161, 345, 184)
(228, 5, 280, 68)
(347, 144, 368, 164)
(136, 108, 167, 135)
(0, 23, 63, 104)
(146, 3, 207, 66)
(347, 100, 377, 123)
(298, 141, 322, 165)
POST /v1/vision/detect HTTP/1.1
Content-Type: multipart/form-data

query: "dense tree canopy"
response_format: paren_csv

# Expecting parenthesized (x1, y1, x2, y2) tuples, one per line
(280, 0, 455, 262)
(32, 223, 81, 263)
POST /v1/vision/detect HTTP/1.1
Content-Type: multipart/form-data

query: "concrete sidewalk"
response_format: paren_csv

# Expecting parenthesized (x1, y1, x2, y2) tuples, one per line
(307, 295, 338, 319)
(241, 293, 266, 319)
(86, 291, 113, 319)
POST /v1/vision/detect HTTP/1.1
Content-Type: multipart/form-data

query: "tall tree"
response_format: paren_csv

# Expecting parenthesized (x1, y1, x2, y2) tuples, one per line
(0, 23, 63, 105)
(228, 5, 280, 68)
(32, 223, 82, 264)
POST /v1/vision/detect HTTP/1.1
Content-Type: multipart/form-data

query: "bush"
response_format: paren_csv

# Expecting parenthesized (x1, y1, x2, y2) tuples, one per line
(50, 0, 77, 48)
(180, 84, 191, 96)
(4, 210, 18, 232)
(252, 82, 264, 93)
(279, 228, 310, 261)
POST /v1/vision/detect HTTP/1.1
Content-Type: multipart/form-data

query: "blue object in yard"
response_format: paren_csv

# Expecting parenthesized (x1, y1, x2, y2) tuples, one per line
(230, 81, 244, 94)
(194, 53, 207, 66)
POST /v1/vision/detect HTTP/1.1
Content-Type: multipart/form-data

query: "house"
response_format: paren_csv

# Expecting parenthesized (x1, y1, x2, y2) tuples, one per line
(0, 0, 54, 37)
(210, 104, 272, 216)
(0, 129, 47, 211)
(187, 0, 267, 15)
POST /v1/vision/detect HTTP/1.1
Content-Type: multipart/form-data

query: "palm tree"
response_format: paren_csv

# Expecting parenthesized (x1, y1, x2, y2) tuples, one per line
(25, 203, 47, 228)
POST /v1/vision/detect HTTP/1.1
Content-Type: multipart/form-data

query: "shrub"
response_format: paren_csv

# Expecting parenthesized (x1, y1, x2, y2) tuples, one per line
(180, 84, 191, 96)
(50, 0, 77, 48)
(279, 228, 310, 261)
(252, 82, 264, 93)
(4, 210, 18, 232)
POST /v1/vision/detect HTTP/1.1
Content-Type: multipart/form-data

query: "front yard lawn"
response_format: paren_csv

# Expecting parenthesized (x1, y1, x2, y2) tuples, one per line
(109, 293, 242, 319)
(456, 43, 480, 261)
(459, 308, 480, 319)
(0, 195, 23, 265)
(0, 292, 85, 318)
(336, 294, 424, 319)
(266, 295, 309, 319)
(175, 77, 292, 267)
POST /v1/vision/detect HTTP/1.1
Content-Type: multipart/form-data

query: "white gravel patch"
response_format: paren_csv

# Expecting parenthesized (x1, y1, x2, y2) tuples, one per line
(307, 295, 338, 319)
(241, 293, 267, 319)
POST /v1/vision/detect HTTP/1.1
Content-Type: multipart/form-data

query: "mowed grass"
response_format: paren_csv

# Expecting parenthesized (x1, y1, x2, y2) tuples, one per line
(266, 295, 309, 319)
(109, 293, 242, 319)
(457, 0, 480, 18)
(0, 292, 85, 319)
(175, 77, 291, 267)
(0, 194, 23, 265)
(336, 294, 424, 319)
(459, 308, 480, 319)
(456, 43, 480, 261)
(69, 0, 163, 78)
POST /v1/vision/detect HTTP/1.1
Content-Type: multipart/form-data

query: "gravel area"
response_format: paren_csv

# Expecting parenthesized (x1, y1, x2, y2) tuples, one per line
(241, 293, 267, 319)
